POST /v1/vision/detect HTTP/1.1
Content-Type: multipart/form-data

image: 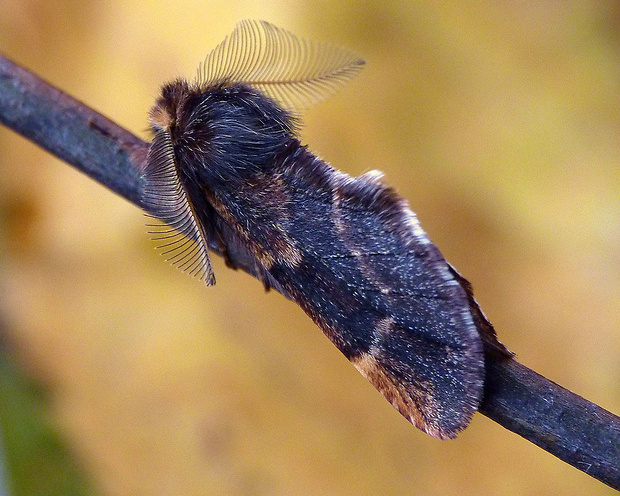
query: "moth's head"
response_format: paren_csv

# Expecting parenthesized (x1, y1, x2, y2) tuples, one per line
(149, 79, 192, 134)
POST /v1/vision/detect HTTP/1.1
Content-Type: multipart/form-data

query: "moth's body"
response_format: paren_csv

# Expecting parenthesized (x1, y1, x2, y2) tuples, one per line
(143, 21, 508, 440)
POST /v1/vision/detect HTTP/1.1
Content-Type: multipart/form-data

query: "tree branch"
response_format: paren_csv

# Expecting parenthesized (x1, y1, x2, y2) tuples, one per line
(1, 53, 619, 490)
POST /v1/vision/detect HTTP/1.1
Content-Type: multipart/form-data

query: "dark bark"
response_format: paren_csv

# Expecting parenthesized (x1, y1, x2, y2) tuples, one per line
(481, 355, 620, 489)
(1, 53, 619, 490)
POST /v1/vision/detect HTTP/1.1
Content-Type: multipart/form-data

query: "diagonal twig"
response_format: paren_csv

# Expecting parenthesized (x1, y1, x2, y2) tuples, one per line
(1, 53, 619, 490)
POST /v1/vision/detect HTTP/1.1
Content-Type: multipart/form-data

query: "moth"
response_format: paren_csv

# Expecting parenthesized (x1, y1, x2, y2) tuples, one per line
(142, 20, 509, 439)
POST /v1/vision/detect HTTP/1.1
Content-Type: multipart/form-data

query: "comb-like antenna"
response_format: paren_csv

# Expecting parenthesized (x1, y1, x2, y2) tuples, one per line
(198, 20, 365, 110)
(143, 131, 215, 285)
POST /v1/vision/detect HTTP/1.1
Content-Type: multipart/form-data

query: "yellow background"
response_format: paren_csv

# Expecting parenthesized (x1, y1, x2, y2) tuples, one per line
(0, 1, 619, 495)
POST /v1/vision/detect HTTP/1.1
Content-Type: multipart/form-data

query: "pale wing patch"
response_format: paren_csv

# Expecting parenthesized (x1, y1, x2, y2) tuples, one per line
(351, 352, 447, 440)
(198, 19, 365, 110)
(142, 130, 215, 285)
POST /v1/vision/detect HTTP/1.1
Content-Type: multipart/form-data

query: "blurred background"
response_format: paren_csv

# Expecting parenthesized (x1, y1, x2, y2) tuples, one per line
(0, 1, 619, 495)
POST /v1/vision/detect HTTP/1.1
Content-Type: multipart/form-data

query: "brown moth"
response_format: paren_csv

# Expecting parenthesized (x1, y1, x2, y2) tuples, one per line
(142, 20, 508, 439)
